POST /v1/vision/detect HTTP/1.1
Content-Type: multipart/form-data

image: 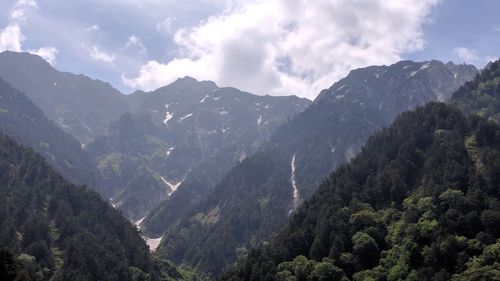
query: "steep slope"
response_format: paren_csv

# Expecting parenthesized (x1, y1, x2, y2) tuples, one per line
(152, 60, 477, 275)
(0, 51, 131, 144)
(221, 103, 500, 281)
(0, 78, 100, 188)
(88, 77, 310, 220)
(452, 59, 500, 123)
(0, 134, 188, 281)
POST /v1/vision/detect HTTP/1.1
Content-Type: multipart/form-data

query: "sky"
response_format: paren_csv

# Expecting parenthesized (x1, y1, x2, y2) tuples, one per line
(0, 0, 499, 100)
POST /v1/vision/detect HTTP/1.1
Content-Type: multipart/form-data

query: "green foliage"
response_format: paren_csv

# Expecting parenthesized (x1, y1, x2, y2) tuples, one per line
(0, 134, 190, 280)
(452, 59, 500, 124)
(220, 102, 500, 280)
(0, 78, 101, 189)
(275, 256, 347, 281)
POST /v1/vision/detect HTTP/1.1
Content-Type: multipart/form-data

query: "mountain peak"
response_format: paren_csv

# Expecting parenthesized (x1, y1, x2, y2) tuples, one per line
(0, 51, 54, 71)
(171, 76, 218, 88)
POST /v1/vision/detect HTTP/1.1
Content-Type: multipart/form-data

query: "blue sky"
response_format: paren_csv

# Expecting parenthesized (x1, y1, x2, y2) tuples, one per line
(0, 0, 498, 99)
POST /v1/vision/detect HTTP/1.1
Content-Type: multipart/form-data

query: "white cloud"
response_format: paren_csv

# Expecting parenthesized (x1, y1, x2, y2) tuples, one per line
(10, 9, 25, 21)
(86, 24, 100, 32)
(0, 23, 25, 52)
(10, 0, 38, 22)
(88, 46, 116, 63)
(156, 17, 174, 34)
(124, 0, 440, 99)
(16, 0, 38, 8)
(29, 46, 58, 65)
(125, 35, 147, 55)
(454, 47, 479, 63)
(454, 47, 497, 67)
(1, 0, 58, 65)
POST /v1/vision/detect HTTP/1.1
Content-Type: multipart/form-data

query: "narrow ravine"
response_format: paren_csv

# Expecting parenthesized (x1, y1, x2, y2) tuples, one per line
(134, 217, 162, 251)
(290, 154, 300, 213)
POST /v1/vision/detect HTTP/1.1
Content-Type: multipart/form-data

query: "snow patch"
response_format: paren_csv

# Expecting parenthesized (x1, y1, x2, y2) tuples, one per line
(379, 102, 384, 110)
(335, 94, 345, 100)
(374, 73, 380, 79)
(166, 147, 174, 157)
(337, 84, 347, 91)
(134, 216, 146, 230)
(163, 112, 173, 125)
(454, 73, 458, 79)
(420, 62, 431, 70)
(289, 154, 299, 214)
(257, 115, 262, 126)
(212, 96, 221, 101)
(144, 237, 162, 252)
(109, 198, 117, 209)
(200, 95, 209, 103)
(160, 177, 183, 196)
(178, 113, 193, 122)
(219, 111, 229, 115)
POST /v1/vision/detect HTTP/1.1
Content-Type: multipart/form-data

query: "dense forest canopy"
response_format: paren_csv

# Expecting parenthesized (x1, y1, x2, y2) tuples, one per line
(0, 134, 197, 281)
(220, 100, 500, 280)
(219, 61, 500, 280)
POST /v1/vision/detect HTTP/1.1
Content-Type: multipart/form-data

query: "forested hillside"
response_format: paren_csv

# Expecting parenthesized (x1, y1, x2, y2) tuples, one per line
(98, 76, 309, 221)
(452, 60, 500, 123)
(0, 78, 100, 188)
(0, 134, 193, 281)
(151, 61, 477, 276)
(221, 102, 500, 281)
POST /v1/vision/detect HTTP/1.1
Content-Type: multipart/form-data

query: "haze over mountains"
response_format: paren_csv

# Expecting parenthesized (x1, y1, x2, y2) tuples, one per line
(0, 51, 309, 221)
(90, 76, 310, 219)
(1, 49, 500, 281)
(146, 60, 478, 275)
(222, 60, 500, 280)
(0, 51, 131, 144)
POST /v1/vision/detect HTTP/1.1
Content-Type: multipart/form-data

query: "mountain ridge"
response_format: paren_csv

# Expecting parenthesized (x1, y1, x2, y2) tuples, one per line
(149, 60, 478, 276)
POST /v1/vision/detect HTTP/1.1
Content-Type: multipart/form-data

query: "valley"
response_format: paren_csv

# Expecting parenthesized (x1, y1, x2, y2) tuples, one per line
(0, 3, 498, 279)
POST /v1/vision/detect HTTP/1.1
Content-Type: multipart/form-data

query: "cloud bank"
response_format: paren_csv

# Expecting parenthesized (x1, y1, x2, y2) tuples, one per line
(0, 0, 58, 65)
(124, 0, 439, 99)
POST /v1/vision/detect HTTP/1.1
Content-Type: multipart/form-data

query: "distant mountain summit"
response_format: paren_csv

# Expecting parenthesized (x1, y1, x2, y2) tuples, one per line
(0, 51, 131, 144)
(88, 76, 311, 220)
(149, 60, 478, 275)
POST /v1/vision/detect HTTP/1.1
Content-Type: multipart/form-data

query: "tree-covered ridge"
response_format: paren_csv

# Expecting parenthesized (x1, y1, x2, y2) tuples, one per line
(0, 78, 100, 189)
(152, 60, 477, 276)
(0, 134, 192, 281)
(452, 59, 500, 123)
(220, 103, 500, 281)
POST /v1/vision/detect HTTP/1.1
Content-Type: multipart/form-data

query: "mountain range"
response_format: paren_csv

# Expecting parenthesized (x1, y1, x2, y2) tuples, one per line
(0, 51, 310, 221)
(221, 60, 500, 280)
(147, 60, 478, 276)
(88, 76, 310, 220)
(1, 49, 499, 281)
